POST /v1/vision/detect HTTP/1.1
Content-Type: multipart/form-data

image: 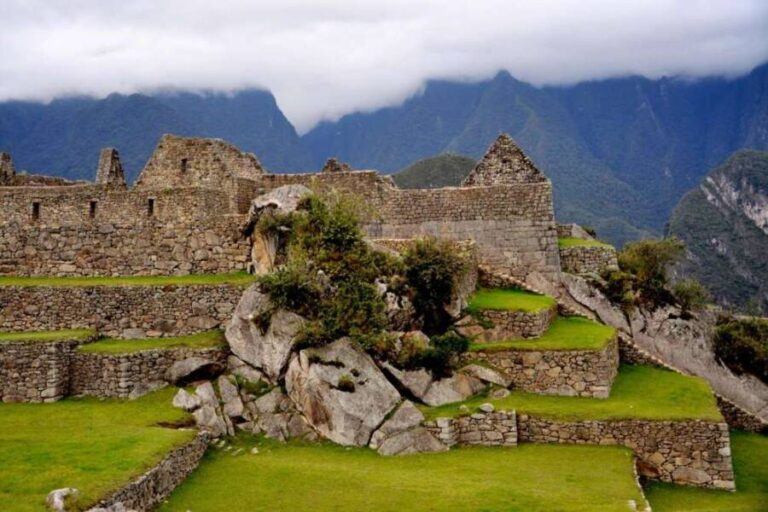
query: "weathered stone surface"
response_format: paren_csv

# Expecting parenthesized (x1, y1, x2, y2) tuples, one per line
(369, 401, 424, 449)
(285, 338, 401, 446)
(460, 364, 511, 388)
(47, 488, 79, 511)
(172, 388, 201, 411)
(380, 361, 433, 401)
(217, 375, 244, 418)
(421, 372, 485, 407)
(226, 285, 305, 383)
(376, 427, 447, 456)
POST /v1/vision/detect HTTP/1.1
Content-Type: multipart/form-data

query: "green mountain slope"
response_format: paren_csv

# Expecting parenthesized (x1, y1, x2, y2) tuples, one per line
(668, 150, 768, 313)
(392, 154, 475, 189)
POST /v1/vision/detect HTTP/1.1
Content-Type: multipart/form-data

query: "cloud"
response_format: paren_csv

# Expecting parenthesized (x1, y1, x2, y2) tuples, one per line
(1, 0, 767, 131)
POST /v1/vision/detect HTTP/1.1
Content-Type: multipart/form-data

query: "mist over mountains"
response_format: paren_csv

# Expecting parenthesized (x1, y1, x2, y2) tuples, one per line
(1, 63, 767, 246)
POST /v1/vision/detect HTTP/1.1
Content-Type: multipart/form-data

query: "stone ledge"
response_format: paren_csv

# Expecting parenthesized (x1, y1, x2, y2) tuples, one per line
(424, 410, 517, 447)
(459, 305, 556, 341)
(461, 337, 619, 398)
(88, 432, 209, 512)
(559, 245, 618, 275)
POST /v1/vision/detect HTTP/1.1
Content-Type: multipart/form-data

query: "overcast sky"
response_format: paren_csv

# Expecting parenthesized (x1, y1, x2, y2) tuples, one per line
(1, 0, 767, 132)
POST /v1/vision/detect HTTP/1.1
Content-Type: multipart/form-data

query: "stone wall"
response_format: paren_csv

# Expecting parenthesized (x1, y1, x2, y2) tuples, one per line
(516, 414, 734, 489)
(559, 245, 618, 275)
(0, 284, 243, 337)
(464, 306, 556, 342)
(461, 337, 619, 398)
(715, 395, 768, 434)
(70, 347, 227, 398)
(0, 337, 88, 402)
(88, 432, 209, 512)
(424, 410, 517, 447)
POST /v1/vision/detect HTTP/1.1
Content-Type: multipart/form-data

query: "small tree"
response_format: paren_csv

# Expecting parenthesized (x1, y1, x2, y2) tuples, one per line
(672, 279, 710, 318)
(617, 237, 684, 306)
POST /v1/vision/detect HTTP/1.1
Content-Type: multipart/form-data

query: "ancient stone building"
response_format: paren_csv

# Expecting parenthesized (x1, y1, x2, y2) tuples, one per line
(0, 133, 560, 281)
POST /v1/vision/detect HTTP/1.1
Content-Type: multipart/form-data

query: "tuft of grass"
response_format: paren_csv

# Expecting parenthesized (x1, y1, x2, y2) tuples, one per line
(78, 330, 226, 354)
(160, 435, 647, 512)
(647, 431, 768, 511)
(558, 237, 613, 249)
(421, 365, 722, 422)
(0, 388, 194, 511)
(0, 272, 256, 288)
(470, 316, 616, 352)
(0, 328, 96, 344)
(467, 288, 556, 313)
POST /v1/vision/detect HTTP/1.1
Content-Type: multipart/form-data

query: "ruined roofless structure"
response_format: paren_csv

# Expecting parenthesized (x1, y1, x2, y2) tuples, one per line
(0, 133, 560, 282)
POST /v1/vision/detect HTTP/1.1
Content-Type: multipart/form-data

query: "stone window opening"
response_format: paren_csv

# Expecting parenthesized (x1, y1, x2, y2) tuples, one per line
(181, 158, 188, 173)
(147, 198, 155, 217)
(31, 201, 41, 221)
(89, 200, 97, 219)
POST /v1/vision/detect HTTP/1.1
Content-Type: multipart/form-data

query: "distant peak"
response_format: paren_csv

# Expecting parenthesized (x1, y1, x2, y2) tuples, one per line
(462, 133, 546, 186)
(321, 158, 352, 173)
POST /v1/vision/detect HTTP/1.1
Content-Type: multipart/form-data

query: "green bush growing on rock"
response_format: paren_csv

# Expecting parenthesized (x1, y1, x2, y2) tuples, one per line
(672, 279, 711, 318)
(713, 317, 768, 384)
(412, 331, 470, 378)
(336, 374, 356, 392)
(403, 237, 467, 334)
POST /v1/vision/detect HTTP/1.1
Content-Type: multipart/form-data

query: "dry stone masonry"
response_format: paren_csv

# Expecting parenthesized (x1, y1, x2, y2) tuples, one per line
(458, 305, 556, 341)
(424, 409, 518, 447)
(559, 245, 618, 275)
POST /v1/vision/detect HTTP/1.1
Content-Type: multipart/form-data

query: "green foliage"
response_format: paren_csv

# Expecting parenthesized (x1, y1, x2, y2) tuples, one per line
(412, 331, 470, 378)
(600, 270, 637, 313)
(233, 375, 271, 397)
(671, 279, 710, 317)
(257, 266, 321, 318)
(392, 153, 476, 189)
(713, 317, 768, 383)
(403, 238, 467, 334)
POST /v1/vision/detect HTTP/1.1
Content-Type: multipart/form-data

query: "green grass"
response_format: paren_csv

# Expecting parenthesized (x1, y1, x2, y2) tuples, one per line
(467, 288, 556, 313)
(558, 237, 613, 249)
(470, 316, 615, 351)
(78, 330, 226, 354)
(0, 272, 256, 287)
(647, 431, 768, 512)
(422, 365, 722, 422)
(0, 388, 194, 511)
(0, 328, 95, 344)
(160, 436, 647, 512)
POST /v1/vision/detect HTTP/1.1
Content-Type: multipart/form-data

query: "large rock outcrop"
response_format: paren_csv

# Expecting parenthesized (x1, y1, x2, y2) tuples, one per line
(285, 338, 401, 446)
(225, 285, 305, 383)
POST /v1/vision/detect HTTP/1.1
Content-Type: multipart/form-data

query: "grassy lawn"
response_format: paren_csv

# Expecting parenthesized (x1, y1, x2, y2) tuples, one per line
(0, 272, 255, 287)
(78, 330, 226, 354)
(422, 365, 722, 422)
(467, 288, 556, 313)
(160, 436, 647, 512)
(0, 388, 194, 511)
(558, 237, 613, 249)
(647, 431, 768, 512)
(470, 316, 615, 351)
(0, 328, 95, 343)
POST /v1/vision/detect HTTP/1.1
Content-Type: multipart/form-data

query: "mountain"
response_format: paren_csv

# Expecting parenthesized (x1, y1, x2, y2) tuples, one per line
(392, 154, 475, 189)
(668, 150, 768, 314)
(0, 90, 312, 181)
(1, 63, 767, 245)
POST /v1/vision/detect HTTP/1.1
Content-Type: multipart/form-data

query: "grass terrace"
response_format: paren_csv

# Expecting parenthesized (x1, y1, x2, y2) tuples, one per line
(0, 388, 194, 511)
(470, 316, 616, 352)
(161, 436, 648, 512)
(0, 328, 95, 344)
(78, 330, 226, 354)
(422, 365, 722, 422)
(647, 431, 768, 511)
(0, 272, 256, 287)
(467, 287, 556, 313)
(558, 237, 613, 249)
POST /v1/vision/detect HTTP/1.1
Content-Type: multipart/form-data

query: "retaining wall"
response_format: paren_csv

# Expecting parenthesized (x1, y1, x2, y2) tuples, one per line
(461, 306, 556, 342)
(559, 245, 618, 275)
(70, 347, 227, 398)
(0, 284, 244, 337)
(424, 410, 517, 447)
(462, 337, 619, 398)
(88, 432, 210, 512)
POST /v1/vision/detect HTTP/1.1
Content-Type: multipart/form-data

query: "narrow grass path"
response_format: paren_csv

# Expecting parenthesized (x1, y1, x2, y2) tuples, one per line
(646, 431, 768, 511)
(160, 436, 647, 512)
(0, 272, 255, 287)
(558, 237, 613, 248)
(0, 388, 194, 511)
(0, 328, 95, 343)
(422, 365, 722, 422)
(469, 316, 615, 351)
(467, 288, 556, 313)
(78, 330, 226, 354)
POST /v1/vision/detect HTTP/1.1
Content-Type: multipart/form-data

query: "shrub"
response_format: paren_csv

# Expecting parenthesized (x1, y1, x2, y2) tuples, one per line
(403, 238, 467, 334)
(257, 266, 321, 318)
(615, 237, 684, 307)
(713, 318, 768, 384)
(413, 331, 470, 378)
(672, 279, 711, 318)
(336, 374, 356, 392)
(599, 269, 637, 313)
